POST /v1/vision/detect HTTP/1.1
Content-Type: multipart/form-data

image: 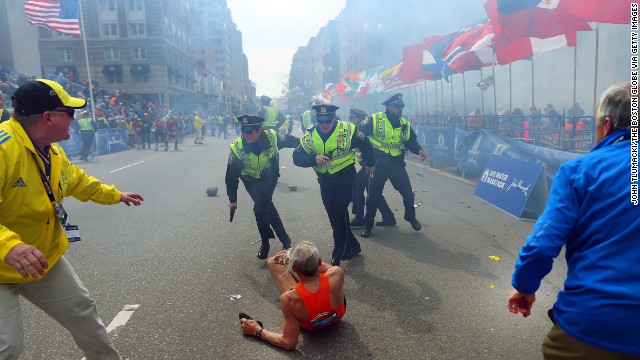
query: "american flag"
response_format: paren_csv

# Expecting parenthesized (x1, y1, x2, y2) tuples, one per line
(24, 0, 81, 37)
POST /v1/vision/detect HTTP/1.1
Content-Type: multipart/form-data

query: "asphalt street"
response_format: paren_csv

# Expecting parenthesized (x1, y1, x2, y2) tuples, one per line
(18, 128, 566, 359)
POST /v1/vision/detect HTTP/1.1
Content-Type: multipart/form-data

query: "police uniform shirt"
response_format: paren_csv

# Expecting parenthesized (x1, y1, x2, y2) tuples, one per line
(359, 111, 423, 156)
(225, 130, 299, 202)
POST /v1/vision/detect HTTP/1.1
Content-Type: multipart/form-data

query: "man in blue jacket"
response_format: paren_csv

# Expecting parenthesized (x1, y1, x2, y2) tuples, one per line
(507, 82, 639, 358)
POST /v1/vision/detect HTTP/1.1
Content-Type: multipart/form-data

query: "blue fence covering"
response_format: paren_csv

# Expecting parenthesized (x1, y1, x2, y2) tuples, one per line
(57, 128, 129, 156)
(463, 129, 579, 188)
(57, 130, 81, 156)
(414, 125, 466, 170)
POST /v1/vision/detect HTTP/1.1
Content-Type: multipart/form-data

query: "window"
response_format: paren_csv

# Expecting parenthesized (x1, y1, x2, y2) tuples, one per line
(57, 48, 73, 61)
(104, 47, 120, 61)
(215, 58, 224, 63)
(215, 49, 224, 55)
(128, 0, 144, 11)
(131, 47, 147, 60)
(52, 31, 72, 38)
(131, 64, 150, 83)
(101, 23, 118, 37)
(129, 22, 146, 36)
(99, 0, 116, 12)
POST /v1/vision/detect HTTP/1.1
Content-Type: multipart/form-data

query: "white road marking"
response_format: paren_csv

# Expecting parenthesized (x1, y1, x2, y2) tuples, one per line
(106, 304, 140, 333)
(80, 304, 140, 360)
(109, 161, 145, 173)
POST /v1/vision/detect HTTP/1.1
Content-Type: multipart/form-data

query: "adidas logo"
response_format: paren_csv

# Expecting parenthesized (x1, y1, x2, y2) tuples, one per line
(12, 177, 27, 188)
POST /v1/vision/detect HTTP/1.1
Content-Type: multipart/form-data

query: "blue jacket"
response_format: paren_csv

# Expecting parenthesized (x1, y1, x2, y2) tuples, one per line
(512, 129, 640, 356)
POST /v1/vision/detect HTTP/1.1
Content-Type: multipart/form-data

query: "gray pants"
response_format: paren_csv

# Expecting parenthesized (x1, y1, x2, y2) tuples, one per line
(0, 256, 120, 360)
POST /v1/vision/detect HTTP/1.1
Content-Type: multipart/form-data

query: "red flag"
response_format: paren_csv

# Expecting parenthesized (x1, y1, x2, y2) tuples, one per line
(493, 31, 576, 65)
(400, 35, 446, 83)
(24, 0, 81, 37)
(442, 20, 494, 74)
(555, 0, 631, 25)
(485, 0, 590, 41)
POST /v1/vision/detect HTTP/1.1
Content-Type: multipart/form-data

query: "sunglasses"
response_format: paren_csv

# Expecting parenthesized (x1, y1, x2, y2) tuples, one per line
(241, 127, 257, 134)
(50, 108, 75, 117)
(316, 116, 334, 124)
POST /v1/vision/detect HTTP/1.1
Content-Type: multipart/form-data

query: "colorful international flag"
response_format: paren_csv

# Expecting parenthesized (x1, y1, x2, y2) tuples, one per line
(485, 0, 591, 41)
(24, 0, 81, 37)
(442, 20, 495, 75)
(555, 0, 632, 25)
(401, 39, 443, 83)
(492, 31, 576, 65)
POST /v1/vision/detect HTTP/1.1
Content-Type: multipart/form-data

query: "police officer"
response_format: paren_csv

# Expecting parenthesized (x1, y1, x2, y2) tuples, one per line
(293, 104, 376, 266)
(257, 95, 286, 131)
(359, 93, 426, 238)
(226, 115, 300, 259)
(0, 90, 10, 123)
(300, 100, 317, 131)
(76, 111, 97, 161)
(349, 108, 395, 229)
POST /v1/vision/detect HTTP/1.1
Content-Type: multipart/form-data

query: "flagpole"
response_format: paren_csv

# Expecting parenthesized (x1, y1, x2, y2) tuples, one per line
(450, 75, 454, 114)
(415, 84, 420, 117)
(419, 82, 424, 115)
(592, 25, 600, 116)
(462, 72, 467, 118)
(408, 86, 413, 116)
(480, 68, 485, 116)
(572, 40, 578, 120)
(78, 0, 96, 123)
(509, 63, 512, 116)
(434, 80, 439, 122)
(492, 55, 497, 116)
(423, 81, 427, 116)
(531, 58, 535, 112)
(440, 78, 444, 116)
(424, 81, 428, 116)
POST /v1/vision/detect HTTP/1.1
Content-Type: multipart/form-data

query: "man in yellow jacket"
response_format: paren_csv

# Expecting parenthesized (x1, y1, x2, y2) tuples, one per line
(194, 111, 205, 144)
(0, 79, 144, 359)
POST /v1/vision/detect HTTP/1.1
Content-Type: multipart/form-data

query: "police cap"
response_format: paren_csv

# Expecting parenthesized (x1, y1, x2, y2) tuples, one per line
(349, 108, 367, 120)
(236, 114, 264, 127)
(260, 95, 272, 104)
(382, 93, 404, 107)
(312, 104, 339, 115)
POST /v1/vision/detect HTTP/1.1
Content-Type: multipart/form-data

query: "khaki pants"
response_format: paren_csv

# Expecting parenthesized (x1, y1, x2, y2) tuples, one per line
(543, 324, 640, 360)
(0, 256, 120, 360)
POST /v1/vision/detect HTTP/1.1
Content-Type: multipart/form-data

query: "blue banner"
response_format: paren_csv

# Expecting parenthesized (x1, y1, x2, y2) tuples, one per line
(95, 128, 129, 155)
(464, 129, 579, 188)
(57, 130, 81, 156)
(474, 154, 545, 219)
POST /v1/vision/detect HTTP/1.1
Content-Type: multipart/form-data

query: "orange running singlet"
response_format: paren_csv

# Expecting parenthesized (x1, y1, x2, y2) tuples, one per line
(294, 273, 346, 331)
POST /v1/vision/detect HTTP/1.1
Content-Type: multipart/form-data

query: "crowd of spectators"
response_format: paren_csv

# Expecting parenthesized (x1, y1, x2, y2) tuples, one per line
(0, 66, 204, 150)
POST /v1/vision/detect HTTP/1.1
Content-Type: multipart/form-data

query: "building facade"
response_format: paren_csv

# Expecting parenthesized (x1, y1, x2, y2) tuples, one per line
(188, 0, 254, 114)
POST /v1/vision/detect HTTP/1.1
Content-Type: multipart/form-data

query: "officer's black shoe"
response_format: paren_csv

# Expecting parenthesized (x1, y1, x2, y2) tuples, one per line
(350, 217, 365, 229)
(375, 219, 397, 227)
(281, 238, 292, 250)
(360, 228, 371, 238)
(409, 219, 422, 231)
(330, 257, 341, 266)
(256, 245, 270, 260)
(344, 246, 361, 260)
